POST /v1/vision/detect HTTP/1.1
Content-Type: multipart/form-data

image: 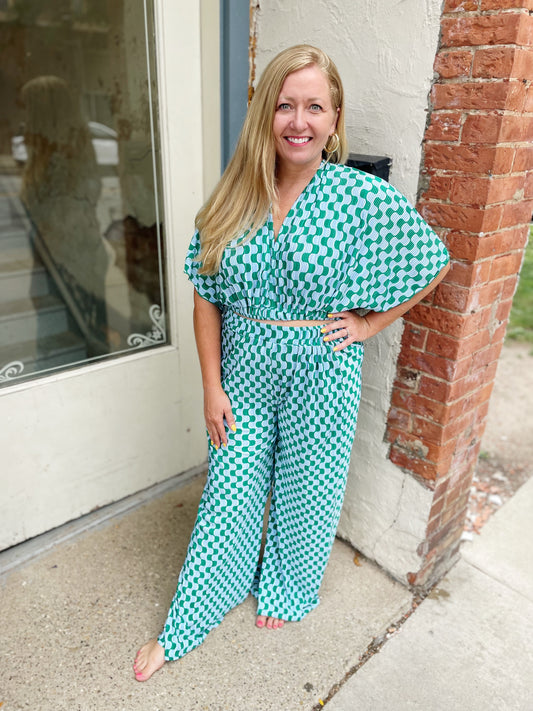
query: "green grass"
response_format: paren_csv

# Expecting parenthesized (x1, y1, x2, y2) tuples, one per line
(507, 226, 533, 344)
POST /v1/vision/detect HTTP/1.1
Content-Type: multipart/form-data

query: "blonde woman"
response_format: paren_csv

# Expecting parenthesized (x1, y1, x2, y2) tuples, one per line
(134, 45, 449, 681)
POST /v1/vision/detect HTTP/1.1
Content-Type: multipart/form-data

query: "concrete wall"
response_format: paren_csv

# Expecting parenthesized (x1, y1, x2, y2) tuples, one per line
(255, 0, 443, 582)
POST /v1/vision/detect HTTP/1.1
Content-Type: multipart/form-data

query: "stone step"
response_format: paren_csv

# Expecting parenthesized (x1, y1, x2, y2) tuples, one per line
(0, 330, 87, 381)
(0, 260, 50, 302)
(0, 227, 33, 252)
(0, 294, 69, 344)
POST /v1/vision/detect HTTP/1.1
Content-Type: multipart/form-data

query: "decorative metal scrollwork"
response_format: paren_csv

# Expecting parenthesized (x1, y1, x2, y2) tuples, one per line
(127, 304, 166, 348)
(0, 361, 25, 383)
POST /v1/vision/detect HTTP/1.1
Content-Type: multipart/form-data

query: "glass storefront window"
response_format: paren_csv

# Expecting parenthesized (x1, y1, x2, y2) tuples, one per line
(0, 0, 167, 387)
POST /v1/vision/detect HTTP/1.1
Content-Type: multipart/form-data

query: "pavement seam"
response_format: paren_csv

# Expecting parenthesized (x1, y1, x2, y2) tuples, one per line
(312, 590, 428, 710)
(461, 557, 533, 605)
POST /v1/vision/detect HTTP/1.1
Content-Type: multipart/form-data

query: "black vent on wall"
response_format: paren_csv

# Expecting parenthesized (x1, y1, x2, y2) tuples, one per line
(346, 153, 391, 183)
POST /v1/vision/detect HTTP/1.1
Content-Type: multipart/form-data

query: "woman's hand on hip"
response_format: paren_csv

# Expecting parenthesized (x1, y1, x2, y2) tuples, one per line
(321, 310, 373, 352)
(203, 384, 237, 449)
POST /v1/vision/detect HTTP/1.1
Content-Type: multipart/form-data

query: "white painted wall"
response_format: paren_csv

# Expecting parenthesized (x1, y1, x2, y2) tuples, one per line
(0, 1, 219, 550)
(255, 0, 442, 583)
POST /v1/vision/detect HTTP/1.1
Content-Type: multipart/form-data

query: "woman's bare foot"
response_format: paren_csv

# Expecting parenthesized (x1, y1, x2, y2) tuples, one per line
(133, 639, 165, 681)
(256, 614, 285, 630)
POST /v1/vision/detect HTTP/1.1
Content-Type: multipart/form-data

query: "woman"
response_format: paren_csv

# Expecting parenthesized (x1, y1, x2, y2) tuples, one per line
(134, 44, 449, 681)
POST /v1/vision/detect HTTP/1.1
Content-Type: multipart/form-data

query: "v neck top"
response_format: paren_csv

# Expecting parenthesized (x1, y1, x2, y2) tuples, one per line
(184, 161, 449, 321)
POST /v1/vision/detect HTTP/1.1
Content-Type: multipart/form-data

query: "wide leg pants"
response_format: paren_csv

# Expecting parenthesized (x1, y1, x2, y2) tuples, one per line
(158, 309, 364, 660)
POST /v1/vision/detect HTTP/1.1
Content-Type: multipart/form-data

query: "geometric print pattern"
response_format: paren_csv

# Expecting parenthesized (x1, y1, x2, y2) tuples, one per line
(158, 310, 364, 660)
(184, 161, 450, 322)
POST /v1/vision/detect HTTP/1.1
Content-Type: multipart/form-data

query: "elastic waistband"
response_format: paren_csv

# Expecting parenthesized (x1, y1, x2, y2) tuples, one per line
(223, 308, 326, 346)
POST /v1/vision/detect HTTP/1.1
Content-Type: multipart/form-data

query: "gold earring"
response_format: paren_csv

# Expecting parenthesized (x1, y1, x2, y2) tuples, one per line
(324, 133, 340, 155)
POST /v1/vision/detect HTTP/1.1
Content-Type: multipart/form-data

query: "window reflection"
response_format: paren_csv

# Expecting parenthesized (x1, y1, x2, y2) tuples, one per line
(0, 0, 167, 386)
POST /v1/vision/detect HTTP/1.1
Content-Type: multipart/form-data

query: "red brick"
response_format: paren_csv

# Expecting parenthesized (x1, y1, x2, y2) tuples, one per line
(496, 297, 514, 321)
(409, 303, 478, 338)
(490, 251, 524, 280)
(398, 346, 455, 381)
(450, 175, 525, 207)
(500, 199, 533, 229)
(441, 15, 523, 48)
(422, 175, 453, 201)
(502, 274, 520, 301)
(434, 50, 473, 79)
(481, 0, 533, 9)
(427, 513, 443, 537)
(473, 47, 516, 79)
(440, 491, 470, 526)
(442, 391, 483, 426)
(390, 447, 445, 481)
(425, 112, 462, 141)
(401, 323, 428, 350)
(442, 410, 479, 444)
(467, 281, 504, 310)
(500, 116, 533, 142)
(426, 332, 462, 360)
(462, 113, 503, 144)
(443, 232, 484, 261)
(446, 259, 491, 288)
(517, 14, 533, 46)
(525, 172, 533, 198)
(432, 82, 513, 111)
(392, 390, 447, 421)
(490, 320, 509, 345)
(426, 329, 490, 361)
(444, 0, 478, 10)
(471, 343, 503, 371)
(448, 228, 526, 261)
(525, 85, 533, 113)
(434, 283, 470, 311)
(420, 202, 502, 233)
(387, 407, 411, 431)
(447, 369, 485, 401)
(419, 375, 450, 402)
(487, 176, 526, 205)
(513, 145, 533, 171)
(512, 49, 533, 83)
(424, 143, 514, 174)
(478, 304, 494, 329)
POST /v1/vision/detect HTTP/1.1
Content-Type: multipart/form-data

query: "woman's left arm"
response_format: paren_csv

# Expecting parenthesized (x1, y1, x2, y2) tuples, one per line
(323, 261, 450, 351)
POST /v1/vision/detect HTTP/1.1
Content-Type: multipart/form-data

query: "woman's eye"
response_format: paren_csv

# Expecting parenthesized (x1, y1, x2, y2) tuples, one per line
(277, 103, 291, 111)
(310, 104, 322, 112)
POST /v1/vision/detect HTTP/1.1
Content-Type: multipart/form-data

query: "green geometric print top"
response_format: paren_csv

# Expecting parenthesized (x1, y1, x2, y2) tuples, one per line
(184, 161, 449, 320)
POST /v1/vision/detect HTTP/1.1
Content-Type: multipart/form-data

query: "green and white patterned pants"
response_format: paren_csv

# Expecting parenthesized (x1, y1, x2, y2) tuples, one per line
(158, 309, 364, 660)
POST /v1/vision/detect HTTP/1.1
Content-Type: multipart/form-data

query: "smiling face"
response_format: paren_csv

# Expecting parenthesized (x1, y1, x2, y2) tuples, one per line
(273, 64, 339, 174)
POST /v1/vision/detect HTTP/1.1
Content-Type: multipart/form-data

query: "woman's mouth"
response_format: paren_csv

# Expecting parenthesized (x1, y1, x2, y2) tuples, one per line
(284, 136, 311, 145)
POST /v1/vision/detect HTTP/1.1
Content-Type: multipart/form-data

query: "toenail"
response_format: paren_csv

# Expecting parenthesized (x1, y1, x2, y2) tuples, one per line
(256, 620, 264, 627)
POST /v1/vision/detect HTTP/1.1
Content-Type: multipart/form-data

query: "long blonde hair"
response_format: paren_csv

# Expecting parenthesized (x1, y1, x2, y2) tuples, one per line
(196, 44, 347, 274)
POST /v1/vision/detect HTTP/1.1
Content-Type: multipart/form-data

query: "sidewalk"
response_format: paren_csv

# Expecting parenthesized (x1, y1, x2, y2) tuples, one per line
(327, 474, 533, 711)
(2, 471, 531, 711)
(1, 472, 413, 711)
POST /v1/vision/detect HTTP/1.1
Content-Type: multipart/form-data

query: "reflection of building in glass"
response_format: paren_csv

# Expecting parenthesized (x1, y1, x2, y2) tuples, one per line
(0, 1, 166, 384)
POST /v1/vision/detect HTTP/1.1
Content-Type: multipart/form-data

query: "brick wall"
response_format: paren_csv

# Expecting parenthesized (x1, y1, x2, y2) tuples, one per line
(386, 0, 533, 589)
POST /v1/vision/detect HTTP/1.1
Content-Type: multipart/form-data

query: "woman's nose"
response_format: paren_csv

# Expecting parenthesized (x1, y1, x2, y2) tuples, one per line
(290, 107, 307, 131)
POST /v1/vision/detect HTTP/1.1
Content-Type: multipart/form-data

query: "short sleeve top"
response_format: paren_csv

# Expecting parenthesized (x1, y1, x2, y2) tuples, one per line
(184, 161, 449, 320)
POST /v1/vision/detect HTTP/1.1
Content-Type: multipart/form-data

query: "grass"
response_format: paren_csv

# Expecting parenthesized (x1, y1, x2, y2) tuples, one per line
(506, 225, 533, 344)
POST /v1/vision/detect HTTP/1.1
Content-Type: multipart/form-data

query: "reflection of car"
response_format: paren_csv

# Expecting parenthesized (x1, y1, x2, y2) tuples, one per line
(11, 121, 119, 166)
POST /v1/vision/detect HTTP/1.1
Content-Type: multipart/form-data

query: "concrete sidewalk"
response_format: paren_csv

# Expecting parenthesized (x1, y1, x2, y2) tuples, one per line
(0, 472, 413, 711)
(1, 473, 532, 710)
(327, 475, 533, 711)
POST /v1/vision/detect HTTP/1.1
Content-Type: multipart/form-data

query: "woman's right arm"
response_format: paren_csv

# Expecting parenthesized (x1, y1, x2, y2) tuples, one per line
(193, 289, 236, 448)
